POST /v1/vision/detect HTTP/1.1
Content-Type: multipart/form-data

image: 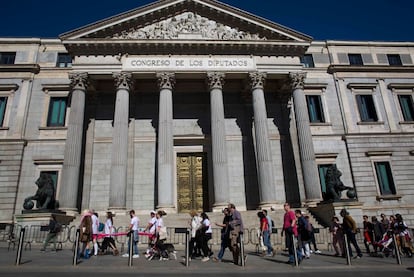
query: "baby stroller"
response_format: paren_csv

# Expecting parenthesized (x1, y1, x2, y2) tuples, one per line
(373, 231, 395, 257)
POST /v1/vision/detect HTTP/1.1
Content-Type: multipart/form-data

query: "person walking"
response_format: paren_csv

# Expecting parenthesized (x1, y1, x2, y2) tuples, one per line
(78, 209, 93, 258)
(228, 203, 244, 265)
(305, 215, 321, 254)
(362, 215, 374, 254)
(329, 216, 344, 256)
(258, 211, 274, 257)
(188, 210, 202, 260)
(41, 215, 60, 251)
(281, 203, 302, 264)
(91, 210, 100, 256)
(101, 211, 119, 255)
(340, 209, 362, 259)
(200, 212, 213, 262)
(295, 210, 311, 259)
(213, 207, 231, 262)
(371, 216, 385, 254)
(122, 209, 140, 258)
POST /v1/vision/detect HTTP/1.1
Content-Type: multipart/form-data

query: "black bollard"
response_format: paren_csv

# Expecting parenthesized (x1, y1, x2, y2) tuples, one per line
(292, 234, 299, 267)
(15, 227, 25, 266)
(392, 233, 402, 265)
(72, 229, 80, 266)
(343, 233, 351, 265)
(185, 229, 190, 267)
(240, 232, 245, 267)
(128, 230, 133, 267)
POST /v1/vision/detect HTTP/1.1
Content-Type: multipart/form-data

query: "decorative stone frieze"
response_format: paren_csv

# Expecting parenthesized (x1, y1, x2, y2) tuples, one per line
(112, 12, 266, 41)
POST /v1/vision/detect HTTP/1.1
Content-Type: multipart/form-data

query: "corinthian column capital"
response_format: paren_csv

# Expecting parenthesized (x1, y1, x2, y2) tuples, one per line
(113, 72, 134, 91)
(249, 72, 267, 90)
(207, 72, 226, 90)
(69, 72, 89, 91)
(157, 72, 175, 90)
(289, 72, 307, 90)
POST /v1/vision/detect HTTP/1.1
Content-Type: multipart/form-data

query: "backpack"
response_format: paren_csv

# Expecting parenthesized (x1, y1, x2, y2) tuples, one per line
(53, 222, 62, 233)
(98, 222, 105, 232)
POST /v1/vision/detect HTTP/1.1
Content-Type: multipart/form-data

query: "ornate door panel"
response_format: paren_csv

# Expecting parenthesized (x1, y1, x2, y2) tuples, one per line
(177, 153, 207, 213)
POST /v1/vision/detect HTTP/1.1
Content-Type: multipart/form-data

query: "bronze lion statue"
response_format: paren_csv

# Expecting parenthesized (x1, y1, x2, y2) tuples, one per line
(23, 173, 58, 210)
(323, 165, 354, 202)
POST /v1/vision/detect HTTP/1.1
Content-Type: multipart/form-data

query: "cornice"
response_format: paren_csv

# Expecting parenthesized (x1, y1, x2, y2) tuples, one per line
(0, 64, 40, 74)
(62, 39, 310, 56)
(328, 65, 414, 74)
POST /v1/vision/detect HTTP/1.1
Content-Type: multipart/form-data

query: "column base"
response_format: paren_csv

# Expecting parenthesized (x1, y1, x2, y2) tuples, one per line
(108, 208, 128, 217)
(259, 201, 284, 211)
(156, 205, 176, 214)
(212, 203, 228, 212)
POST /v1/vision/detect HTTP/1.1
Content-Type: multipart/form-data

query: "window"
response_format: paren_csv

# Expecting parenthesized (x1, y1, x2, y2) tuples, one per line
(356, 94, 378, 122)
(47, 97, 67, 127)
(306, 95, 325, 123)
(0, 52, 16, 64)
(318, 164, 333, 197)
(374, 162, 396, 195)
(387, 54, 402, 66)
(56, 53, 72, 68)
(348, 54, 363, 65)
(0, 97, 7, 126)
(398, 95, 414, 121)
(300, 54, 314, 68)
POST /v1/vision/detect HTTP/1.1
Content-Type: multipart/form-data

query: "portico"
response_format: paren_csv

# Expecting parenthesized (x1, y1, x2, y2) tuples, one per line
(56, 0, 320, 214)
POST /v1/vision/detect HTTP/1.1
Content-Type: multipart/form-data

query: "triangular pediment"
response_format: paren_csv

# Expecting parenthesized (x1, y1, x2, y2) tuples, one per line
(111, 11, 268, 41)
(60, 0, 312, 56)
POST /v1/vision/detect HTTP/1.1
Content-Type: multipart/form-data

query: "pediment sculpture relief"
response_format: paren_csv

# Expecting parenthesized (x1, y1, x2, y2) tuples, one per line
(111, 12, 267, 40)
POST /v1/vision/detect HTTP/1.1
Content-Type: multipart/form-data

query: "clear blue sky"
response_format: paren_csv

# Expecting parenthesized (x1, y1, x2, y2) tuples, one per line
(1, 0, 413, 41)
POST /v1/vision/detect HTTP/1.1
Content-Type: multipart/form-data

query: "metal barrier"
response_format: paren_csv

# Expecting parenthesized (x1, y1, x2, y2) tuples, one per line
(4, 224, 347, 254)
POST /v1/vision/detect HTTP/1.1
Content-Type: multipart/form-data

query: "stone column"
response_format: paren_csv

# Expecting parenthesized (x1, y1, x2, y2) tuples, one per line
(249, 72, 277, 208)
(58, 72, 88, 212)
(156, 72, 175, 211)
(109, 72, 133, 210)
(290, 72, 321, 203)
(207, 72, 229, 210)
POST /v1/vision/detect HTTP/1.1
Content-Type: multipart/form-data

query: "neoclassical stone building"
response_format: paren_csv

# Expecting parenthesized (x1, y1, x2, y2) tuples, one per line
(0, 0, 413, 226)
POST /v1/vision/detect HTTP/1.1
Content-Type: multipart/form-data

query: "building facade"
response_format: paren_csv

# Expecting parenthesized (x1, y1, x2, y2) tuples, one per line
(0, 0, 413, 225)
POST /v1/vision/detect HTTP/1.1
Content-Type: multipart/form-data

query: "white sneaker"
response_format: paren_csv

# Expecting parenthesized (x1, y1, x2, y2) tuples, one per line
(122, 253, 129, 257)
(201, 257, 210, 262)
(315, 250, 322, 254)
(133, 254, 140, 258)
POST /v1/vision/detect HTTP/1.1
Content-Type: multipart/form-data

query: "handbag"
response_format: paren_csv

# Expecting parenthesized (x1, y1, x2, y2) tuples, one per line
(158, 226, 168, 240)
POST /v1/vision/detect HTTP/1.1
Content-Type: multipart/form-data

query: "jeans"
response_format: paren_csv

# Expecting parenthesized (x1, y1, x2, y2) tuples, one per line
(263, 230, 273, 254)
(127, 230, 139, 255)
(217, 233, 230, 260)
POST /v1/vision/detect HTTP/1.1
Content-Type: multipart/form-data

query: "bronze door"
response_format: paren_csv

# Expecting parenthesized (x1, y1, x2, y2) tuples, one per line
(177, 153, 208, 213)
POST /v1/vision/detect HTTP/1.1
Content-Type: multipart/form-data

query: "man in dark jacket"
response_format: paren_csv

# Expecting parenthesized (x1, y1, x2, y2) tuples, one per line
(41, 215, 60, 251)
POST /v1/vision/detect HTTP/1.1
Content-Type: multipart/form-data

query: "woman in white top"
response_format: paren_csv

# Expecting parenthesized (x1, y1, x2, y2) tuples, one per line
(101, 212, 119, 255)
(200, 212, 213, 262)
(155, 210, 168, 259)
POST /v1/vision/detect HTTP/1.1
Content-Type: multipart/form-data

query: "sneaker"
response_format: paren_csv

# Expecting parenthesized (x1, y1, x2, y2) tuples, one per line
(265, 252, 273, 257)
(201, 257, 210, 262)
(315, 250, 322, 254)
(133, 254, 140, 258)
(212, 257, 221, 262)
(122, 253, 129, 257)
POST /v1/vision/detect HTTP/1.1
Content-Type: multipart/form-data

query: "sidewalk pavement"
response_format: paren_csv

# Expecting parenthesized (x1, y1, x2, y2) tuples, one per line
(1, 243, 413, 274)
